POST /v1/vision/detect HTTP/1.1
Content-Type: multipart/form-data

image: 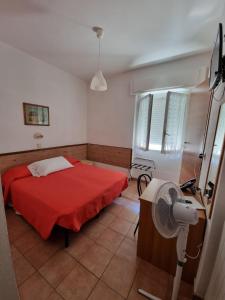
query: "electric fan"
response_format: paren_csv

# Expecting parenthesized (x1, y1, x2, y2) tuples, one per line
(138, 180, 198, 300)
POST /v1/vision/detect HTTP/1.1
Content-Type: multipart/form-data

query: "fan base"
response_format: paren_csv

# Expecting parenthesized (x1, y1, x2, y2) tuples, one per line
(137, 288, 161, 300)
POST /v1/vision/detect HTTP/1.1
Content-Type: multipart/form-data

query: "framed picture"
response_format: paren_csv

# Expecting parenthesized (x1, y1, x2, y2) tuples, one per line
(23, 103, 50, 126)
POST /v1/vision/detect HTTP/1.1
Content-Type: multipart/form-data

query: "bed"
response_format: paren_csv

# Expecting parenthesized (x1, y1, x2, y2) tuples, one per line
(2, 157, 128, 246)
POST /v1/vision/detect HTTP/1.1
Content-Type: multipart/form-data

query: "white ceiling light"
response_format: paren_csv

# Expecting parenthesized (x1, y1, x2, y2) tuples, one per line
(90, 26, 107, 91)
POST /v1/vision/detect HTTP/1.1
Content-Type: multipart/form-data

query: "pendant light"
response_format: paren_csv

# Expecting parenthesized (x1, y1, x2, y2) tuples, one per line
(90, 26, 107, 91)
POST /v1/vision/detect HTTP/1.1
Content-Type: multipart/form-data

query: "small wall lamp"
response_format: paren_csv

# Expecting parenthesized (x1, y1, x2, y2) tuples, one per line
(33, 132, 44, 139)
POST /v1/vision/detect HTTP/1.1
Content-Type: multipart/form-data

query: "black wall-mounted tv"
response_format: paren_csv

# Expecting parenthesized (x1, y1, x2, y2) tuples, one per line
(209, 23, 225, 90)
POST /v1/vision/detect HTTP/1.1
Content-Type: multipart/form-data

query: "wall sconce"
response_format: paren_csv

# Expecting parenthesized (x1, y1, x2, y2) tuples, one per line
(33, 132, 44, 149)
(33, 132, 44, 139)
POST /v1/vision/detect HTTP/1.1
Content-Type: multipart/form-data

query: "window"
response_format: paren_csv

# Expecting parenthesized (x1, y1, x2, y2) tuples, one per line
(134, 91, 188, 153)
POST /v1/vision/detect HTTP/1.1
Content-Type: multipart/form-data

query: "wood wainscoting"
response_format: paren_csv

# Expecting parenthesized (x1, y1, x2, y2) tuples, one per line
(0, 144, 87, 174)
(87, 143, 132, 169)
(0, 143, 132, 174)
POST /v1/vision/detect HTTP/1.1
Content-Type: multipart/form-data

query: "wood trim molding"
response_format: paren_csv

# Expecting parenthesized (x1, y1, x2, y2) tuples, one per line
(87, 143, 132, 169)
(0, 143, 87, 157)
(0, 144, 88, 173)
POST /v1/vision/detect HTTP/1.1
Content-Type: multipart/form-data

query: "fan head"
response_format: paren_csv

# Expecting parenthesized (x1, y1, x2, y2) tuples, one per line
(152, 182, 182, 238)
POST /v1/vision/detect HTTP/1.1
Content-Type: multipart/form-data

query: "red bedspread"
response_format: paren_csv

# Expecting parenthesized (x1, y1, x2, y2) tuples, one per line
(2, 161, 128, 239)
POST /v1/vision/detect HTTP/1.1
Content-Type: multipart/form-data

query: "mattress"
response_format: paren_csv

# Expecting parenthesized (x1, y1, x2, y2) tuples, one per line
(2, 161, 128, 239)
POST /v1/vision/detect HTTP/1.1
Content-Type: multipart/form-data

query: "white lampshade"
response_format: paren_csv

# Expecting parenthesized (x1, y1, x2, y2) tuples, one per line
(90, 70, 107, 91)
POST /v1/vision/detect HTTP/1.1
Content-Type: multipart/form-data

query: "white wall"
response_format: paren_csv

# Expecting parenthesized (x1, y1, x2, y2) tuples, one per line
(87, 52, 210, 149)
(0, 41, 87, 153)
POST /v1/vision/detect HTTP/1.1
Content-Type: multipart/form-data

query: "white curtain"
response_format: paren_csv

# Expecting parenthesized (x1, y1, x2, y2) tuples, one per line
(161, 92, 187, 153)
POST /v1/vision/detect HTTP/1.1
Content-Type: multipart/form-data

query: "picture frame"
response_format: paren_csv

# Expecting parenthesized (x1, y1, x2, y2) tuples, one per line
(23, 103, 50, 126)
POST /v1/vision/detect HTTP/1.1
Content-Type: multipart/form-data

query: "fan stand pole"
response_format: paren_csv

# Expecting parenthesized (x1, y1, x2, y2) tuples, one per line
(137, 289, 161, 300)
(171, 225, 189, 300)
(171, 264, 183, 300)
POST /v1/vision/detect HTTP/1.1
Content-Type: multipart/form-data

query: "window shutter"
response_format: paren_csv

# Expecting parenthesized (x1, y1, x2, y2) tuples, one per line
(162, 92, 187, 153)
(135, 94, 153, 150)
(148, 93, 167, 151)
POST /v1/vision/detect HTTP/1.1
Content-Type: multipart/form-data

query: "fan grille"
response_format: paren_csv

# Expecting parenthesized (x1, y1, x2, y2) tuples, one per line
(152, 182, 182, 238)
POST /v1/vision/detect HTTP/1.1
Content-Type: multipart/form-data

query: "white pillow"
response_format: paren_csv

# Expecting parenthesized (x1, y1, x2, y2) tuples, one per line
(28, 156, 73, 177)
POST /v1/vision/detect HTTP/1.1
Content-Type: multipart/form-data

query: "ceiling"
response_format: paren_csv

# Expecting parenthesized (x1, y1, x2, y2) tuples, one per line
(0, 0, 224, 81)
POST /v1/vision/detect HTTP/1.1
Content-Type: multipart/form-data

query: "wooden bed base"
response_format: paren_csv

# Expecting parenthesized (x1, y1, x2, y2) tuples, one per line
(62, 209, 102, 248)
(64, 228, 69, 248)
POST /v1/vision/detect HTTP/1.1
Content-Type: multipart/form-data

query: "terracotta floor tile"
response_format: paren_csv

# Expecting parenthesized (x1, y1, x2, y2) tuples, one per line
(178, 281, 193, 300)
(132, 260, 174, 300)
(118, 206, 138, 223)
(114, 197, 130, 206)
(126, 223, 139, 241)
(109, 217, 132, 235)
(121, 191, 137, 201)
(127, 268, 170, 300)
(124, 199, 140, 212)
(122, 183, 139, 201)
(97, 211, 116, 226)
(102, 255, 137, 298)
(24, 239, 62, 269)
(88, 281, 124, 300)
(65, 233, 95, 260)
(13, 255, 35, 286)
(48, 291, 64, 300)
(7, 180, 194, 300)
(79, 243, 113, 278)
(116, 238, 139, 265)
(105, 202, 123, 216)
(10, 245, 23, 262)
(165, 276, 193, 300)
(96, 228, 124, 253)
(57, 262, 98, 300)
(138, 259, 170, 286)
(114, 197, 140, 214)
(6, 212, 31, 243)
(6, 209, 28, 227)
(82, 220, 106, 240)
(14, 229, 43, 254)
(39, 251, 76, 287)
(19, 272, 53, 300)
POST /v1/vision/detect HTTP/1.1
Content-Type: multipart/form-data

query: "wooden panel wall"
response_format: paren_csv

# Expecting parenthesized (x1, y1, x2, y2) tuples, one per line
(0, 143, 132, 174)
(0, 144, 87, 174)
(87, 144, 132, 169)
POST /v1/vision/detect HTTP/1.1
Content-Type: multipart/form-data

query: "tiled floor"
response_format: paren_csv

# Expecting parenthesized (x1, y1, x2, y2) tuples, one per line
(6, 180, 193, 300)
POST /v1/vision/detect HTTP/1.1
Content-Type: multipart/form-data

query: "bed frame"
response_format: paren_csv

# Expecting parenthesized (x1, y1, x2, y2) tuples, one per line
(0, 144, 88, 248)
(62, 210, 102, 248)
(64, 228, 70, 248)
(0, 143, 130, 248)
